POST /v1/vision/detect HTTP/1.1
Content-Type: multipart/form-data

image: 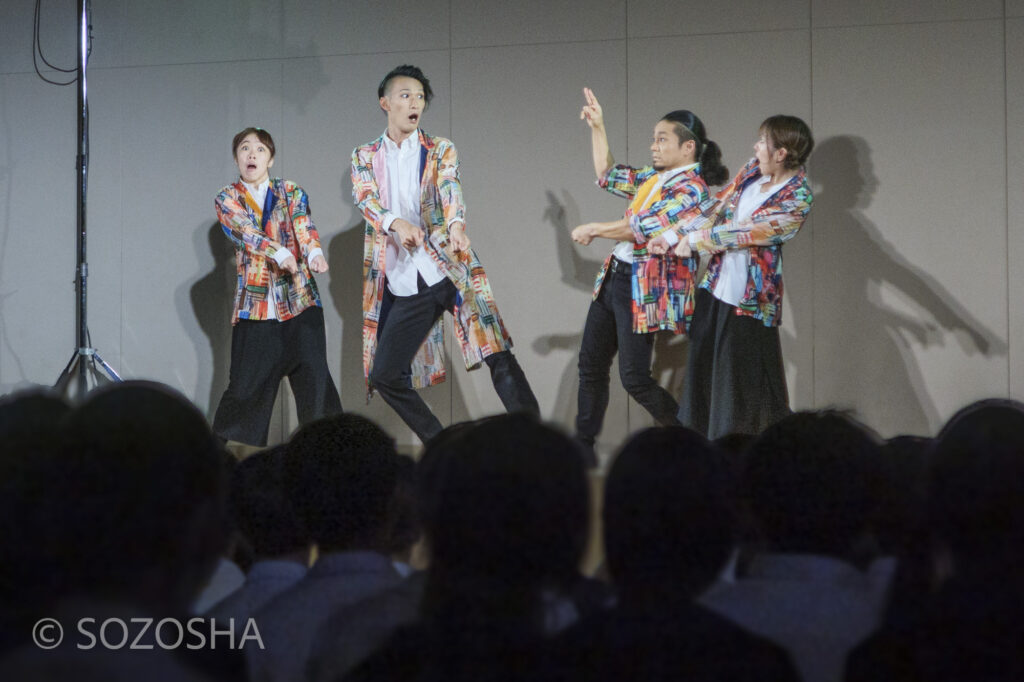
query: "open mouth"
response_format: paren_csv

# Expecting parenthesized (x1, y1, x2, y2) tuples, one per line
(409, 114, 419, 124)
(247, 163, 257, 171)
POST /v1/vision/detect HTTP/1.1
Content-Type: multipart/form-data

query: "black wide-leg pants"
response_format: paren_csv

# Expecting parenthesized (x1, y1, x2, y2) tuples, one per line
(678, 288, 790, 440)
(213, 306, 342, 446)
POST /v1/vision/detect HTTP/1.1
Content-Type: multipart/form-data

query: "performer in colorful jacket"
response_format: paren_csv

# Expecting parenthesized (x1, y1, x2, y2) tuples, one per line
(650, 115, 814, 440)
(212, 127, 342, 446)
(570, 88, 728, 457)
(351, 65, 538, 443)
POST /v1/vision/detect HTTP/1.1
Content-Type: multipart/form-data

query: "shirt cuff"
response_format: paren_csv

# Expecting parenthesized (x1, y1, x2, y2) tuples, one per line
(273, 248, 293, 266)
(307, 247, 323, 264)
(382, 213, 397, 232)
(661, 230, 680, 247)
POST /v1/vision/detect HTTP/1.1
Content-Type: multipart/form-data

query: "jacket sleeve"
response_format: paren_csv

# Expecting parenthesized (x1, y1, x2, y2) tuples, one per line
(690, 182, 813, 252)
(285, 182, 321, 258)
(351, 145, 391, 234)
(628, 178, 706, 242)
(435, 140, 467, 229)
(596, 164, 655, 200)
(215, 188, 285, 259)
(668, 157, 753, 240)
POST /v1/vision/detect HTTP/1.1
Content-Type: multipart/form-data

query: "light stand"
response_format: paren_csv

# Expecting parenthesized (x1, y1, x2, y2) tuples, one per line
(54, 0, 121, 400)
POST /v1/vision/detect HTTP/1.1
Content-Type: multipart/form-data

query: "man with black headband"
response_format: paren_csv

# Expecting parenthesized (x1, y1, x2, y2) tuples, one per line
(351, 65, 539, 443)
(570, 88, 728, 463)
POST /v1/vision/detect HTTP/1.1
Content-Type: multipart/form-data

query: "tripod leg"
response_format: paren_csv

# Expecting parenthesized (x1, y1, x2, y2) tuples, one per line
(55, 351, 81, 392)
(91, 352, 123, 383)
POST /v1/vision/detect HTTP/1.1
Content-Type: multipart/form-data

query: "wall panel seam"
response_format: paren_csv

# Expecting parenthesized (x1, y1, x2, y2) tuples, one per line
(809, 0, 815, 409)
(449, 0, 454, 424)
(1004, 13, 1011, 395)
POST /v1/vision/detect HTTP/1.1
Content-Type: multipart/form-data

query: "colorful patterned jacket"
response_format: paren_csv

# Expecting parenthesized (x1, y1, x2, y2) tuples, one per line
(680, 157, 812, 327)
(351, 130, 513, 394)
(594, 164, 708, 334)
(215, 178, 323, 325)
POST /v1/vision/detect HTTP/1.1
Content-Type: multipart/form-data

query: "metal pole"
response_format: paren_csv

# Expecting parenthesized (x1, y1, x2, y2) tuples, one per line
(74, 0, 88, 400)
(55, 0, 121, 397)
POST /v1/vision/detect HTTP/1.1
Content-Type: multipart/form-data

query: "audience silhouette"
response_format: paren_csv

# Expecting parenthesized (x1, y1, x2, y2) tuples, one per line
(248, 413, 404, 682)
(342, 413, 590, 682)
(701, 410, 889, 682)
(543, 426, 799, 681)
(2, 382, 1018, 681)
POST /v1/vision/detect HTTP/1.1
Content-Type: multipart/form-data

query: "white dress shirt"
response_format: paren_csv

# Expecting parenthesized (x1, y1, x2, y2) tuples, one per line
(379, 132, 445, 297)
(711, 175, 788, 306)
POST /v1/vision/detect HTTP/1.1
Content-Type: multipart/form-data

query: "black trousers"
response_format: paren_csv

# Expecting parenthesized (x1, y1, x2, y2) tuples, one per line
(212, 306, 342, 446)
(370, 276, 539, 444)
(678, 288, 790, 440)
(576, 261, 680, 445)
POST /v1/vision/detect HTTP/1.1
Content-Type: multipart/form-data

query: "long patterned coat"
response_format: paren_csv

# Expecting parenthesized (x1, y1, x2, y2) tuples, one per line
(681, 157, 813, 327)
(215, 178, 323, 325)
(593, 164, 708, 334)
(351, 130, 513, 393)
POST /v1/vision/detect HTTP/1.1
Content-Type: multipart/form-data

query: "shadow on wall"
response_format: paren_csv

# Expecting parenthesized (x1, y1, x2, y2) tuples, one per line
(0, 87, 28, 388)
(327, 220, 369, 405)
(533, 190, 600, 427)
(811, 135, 1004, 435)
(279, 22, 329, 115)
(181, 222, 235, 420)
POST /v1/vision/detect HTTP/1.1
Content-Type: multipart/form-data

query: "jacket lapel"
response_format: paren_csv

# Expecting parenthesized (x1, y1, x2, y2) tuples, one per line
(262, 179, 278, 230)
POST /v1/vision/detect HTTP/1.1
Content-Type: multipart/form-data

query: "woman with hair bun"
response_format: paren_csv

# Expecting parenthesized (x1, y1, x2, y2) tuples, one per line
(569, 88, 728, 460)
(650, 115, 814, 440)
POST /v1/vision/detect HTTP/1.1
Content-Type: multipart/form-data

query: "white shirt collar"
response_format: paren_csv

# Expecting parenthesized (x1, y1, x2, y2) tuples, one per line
(660, 161, 699, 182)
(756, 174, 789, 194)
(383, 130, 419, 154)
(242, 178, 270, 198)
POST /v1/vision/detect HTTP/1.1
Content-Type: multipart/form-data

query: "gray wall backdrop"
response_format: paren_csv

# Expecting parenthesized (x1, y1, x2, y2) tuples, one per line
(0, 0, 1019, 451)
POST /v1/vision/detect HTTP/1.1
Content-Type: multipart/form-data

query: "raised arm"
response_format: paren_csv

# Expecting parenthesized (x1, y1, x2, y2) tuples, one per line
(581, 87, 614, 178)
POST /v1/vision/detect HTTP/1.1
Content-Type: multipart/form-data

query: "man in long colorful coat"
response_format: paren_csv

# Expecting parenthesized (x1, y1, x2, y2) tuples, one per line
(351, 65, 538, 443)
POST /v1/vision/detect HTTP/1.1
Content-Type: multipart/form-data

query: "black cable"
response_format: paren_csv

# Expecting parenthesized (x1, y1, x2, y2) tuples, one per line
(36, 0, 77, 72)
(33, 0, 77, 85)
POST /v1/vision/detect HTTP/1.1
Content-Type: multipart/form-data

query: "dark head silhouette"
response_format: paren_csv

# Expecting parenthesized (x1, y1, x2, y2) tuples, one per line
(285, 413, 400, 553)
(604, 426, 736, 604)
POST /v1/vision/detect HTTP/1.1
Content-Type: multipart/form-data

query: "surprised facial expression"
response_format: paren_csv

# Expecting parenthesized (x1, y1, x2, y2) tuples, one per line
(380, 76, 426, 139)
(235, 133, 274, 185)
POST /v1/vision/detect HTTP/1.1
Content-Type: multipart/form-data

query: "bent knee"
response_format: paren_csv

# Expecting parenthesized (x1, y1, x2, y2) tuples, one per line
(370, 365, 407, 390)
(619, 369, 656, 394)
